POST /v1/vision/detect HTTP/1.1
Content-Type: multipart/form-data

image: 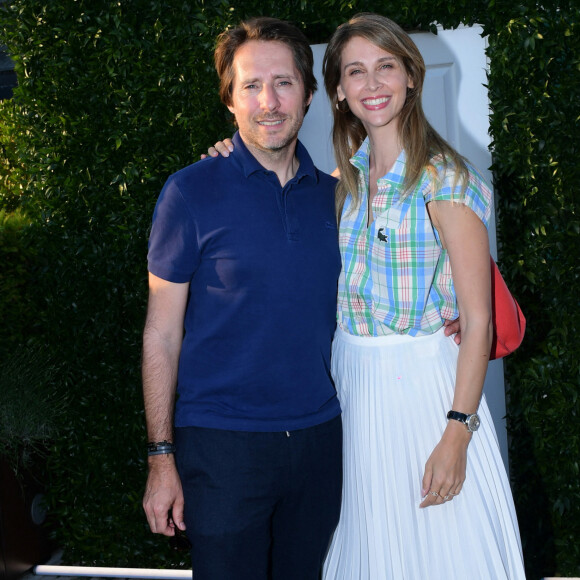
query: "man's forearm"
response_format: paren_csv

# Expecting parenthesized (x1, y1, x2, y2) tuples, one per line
(142, 326, 181, 443)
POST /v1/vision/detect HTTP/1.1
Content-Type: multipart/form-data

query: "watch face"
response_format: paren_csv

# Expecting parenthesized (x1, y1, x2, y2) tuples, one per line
(467, 414, 481, 432)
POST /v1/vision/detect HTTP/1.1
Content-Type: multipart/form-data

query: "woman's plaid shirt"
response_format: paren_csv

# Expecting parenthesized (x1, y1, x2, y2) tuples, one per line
(337, 140, 492, 337)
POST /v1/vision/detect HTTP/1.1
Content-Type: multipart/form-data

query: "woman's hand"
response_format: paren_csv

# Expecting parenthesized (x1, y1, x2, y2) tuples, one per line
(420, 420, 471, 508)
(200, 138, 234, 159)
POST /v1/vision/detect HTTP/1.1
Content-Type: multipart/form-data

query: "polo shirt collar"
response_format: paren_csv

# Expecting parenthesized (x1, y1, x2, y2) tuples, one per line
(231, 131, 319, 184)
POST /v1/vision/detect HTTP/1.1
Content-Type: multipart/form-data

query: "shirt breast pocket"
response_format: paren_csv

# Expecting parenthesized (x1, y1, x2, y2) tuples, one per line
(374, 203, 407, 231)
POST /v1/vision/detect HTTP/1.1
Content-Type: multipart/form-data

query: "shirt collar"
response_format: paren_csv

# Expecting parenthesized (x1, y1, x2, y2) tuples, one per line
(350, 137, 407, 186)
(231, 131, 319, 184)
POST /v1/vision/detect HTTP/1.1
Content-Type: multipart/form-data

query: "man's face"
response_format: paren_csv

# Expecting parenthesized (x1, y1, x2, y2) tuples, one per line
(227, 40, 312, 157)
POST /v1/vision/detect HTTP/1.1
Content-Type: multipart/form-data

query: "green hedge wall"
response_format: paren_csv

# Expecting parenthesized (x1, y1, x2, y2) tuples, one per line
(487, 7, 580, 576)
(0, 208, 37, 359)
(0, 0, 578, 576)
(0, 0, 234, 567)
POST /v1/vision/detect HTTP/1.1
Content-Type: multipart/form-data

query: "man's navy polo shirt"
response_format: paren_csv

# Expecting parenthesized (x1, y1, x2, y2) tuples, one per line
(148, 132, 341, 432)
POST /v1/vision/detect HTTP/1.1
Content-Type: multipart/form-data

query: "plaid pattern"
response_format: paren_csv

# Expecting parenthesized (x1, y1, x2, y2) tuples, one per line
(337, 139, 492, 337)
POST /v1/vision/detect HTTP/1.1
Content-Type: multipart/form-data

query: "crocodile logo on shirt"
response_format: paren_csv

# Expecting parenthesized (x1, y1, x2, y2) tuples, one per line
(377, 228, 389, 243)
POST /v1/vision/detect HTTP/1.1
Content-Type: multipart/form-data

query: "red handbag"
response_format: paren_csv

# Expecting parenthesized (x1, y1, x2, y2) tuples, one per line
(490, 256, 526, 360)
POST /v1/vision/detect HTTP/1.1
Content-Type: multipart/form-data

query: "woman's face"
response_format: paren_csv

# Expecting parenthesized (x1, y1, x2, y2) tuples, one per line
(336, 36, 413, 136)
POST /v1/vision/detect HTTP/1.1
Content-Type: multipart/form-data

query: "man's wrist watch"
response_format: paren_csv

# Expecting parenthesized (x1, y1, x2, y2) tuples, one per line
(447, 410, 481, 433)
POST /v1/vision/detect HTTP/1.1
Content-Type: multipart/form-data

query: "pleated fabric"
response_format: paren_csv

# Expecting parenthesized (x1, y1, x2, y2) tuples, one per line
(323, 327, 526, 580)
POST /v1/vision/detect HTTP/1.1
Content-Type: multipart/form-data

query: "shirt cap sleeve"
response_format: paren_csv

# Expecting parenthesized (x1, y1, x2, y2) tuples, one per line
(423, 157, 493, 228)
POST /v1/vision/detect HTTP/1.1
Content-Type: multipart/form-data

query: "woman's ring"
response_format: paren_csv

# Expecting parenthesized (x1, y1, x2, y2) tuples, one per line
(443, 495, 452, 501)
(429, 491, 439, 498)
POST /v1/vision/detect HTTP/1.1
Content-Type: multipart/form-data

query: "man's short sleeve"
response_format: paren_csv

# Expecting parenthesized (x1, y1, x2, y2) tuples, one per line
(147, 176, 199, 283)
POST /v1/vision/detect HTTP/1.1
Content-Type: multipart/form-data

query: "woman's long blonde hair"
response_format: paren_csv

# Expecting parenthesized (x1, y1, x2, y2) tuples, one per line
(322, 13, 469, 219)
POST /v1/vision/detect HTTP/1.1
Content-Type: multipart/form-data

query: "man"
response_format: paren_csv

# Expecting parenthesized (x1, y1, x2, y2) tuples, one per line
(142, 17, 343, 580)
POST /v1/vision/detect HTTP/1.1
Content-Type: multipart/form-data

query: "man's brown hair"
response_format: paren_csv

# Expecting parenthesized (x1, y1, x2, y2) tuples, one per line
(214, 17, 317, 112)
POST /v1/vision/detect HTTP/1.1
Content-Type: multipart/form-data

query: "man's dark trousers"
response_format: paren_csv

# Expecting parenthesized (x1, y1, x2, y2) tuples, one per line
(175, 415, 342, 580)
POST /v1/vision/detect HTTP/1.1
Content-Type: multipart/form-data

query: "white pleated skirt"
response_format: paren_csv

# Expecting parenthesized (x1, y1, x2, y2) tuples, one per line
(323, 327, 526, 580)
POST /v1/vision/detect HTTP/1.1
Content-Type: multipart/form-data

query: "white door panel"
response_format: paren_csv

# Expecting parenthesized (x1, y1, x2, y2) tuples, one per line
(300, 26, 509, 469)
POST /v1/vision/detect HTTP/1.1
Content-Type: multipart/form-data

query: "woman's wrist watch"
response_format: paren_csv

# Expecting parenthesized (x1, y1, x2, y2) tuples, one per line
(447, 410, 481, 432)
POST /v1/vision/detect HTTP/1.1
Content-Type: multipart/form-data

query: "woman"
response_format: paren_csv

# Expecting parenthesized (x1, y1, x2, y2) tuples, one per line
(320, 13, 525, 579)
(206, 13, 525, 578)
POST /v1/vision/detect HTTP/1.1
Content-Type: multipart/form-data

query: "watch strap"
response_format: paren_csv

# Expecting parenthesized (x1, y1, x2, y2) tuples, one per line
(447, 410, 468, 424)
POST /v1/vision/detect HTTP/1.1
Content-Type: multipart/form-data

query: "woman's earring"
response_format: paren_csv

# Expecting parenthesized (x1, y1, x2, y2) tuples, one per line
(336, 99, 350, 113)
